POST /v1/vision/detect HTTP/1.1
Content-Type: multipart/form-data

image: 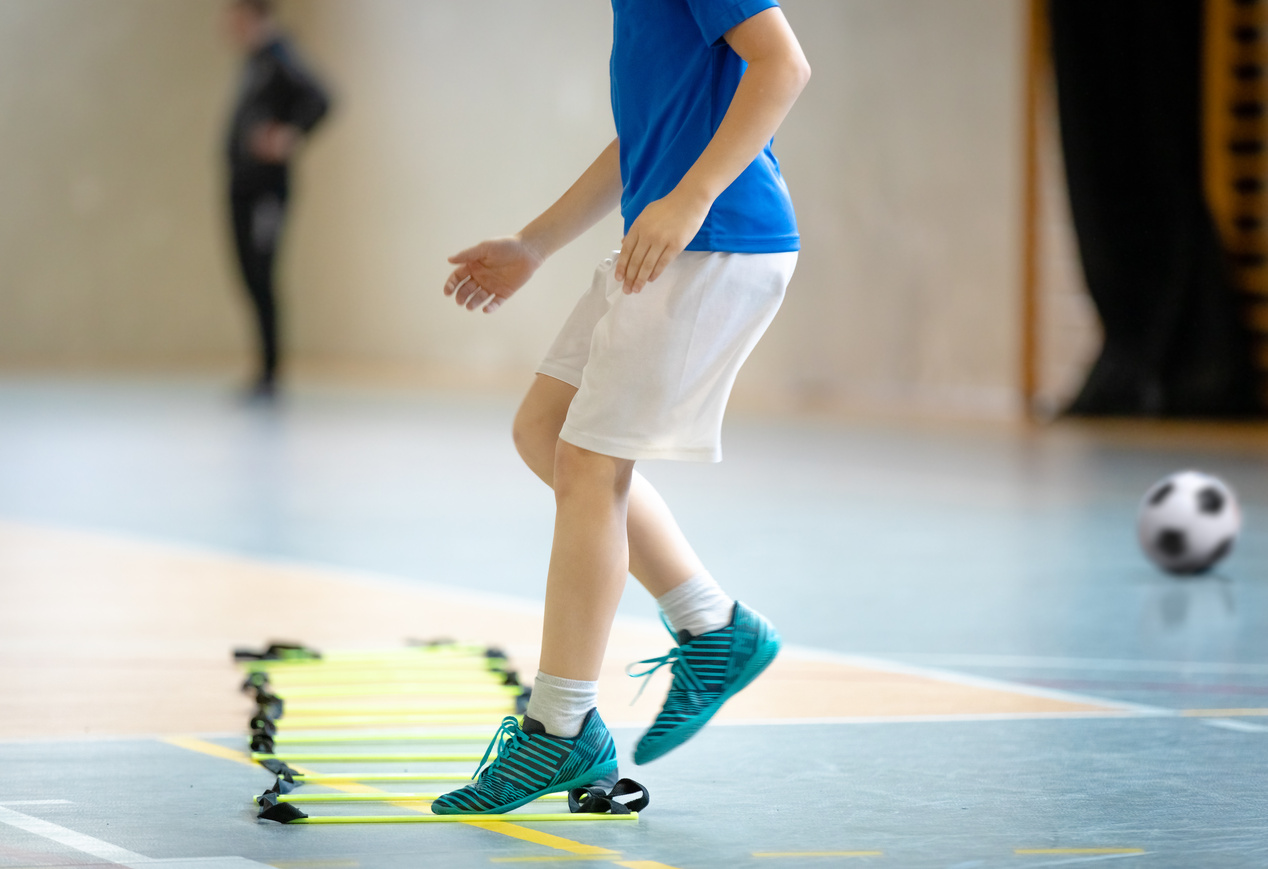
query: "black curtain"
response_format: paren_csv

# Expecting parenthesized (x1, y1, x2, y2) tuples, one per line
(1049, 0, 1260, 417)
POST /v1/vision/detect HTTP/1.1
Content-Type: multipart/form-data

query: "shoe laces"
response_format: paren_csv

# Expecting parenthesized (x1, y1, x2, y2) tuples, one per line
(625, 613, 704, 704)
(472, 715, 523, 781)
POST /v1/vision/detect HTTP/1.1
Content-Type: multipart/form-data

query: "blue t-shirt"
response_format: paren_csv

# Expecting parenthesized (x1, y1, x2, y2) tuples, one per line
(610, 0, 800, 253)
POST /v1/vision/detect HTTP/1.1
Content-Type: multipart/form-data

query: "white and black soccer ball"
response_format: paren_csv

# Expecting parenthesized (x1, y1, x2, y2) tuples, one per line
(1137, 471, 1241, 576)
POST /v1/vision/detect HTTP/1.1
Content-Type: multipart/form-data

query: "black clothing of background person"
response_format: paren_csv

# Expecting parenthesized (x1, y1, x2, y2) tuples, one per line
(227, 35, 329, 394)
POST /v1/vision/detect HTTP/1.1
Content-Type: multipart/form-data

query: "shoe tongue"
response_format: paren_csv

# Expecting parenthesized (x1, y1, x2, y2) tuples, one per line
(520, 715, 546, 735)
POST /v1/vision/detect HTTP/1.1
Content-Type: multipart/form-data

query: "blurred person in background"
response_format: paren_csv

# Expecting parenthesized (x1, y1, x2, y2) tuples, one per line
(224, 0, 330, 400)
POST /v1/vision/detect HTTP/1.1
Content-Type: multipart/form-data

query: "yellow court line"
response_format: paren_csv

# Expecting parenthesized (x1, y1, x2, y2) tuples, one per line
(280, 792, 567, 803)
(613, 862, 686, 869)
(164, 734, 619, 857)
(753, 853, 883, 859)
(1016, 849, 1144, 855)
(164, 736, 384, 795)
(490, 857, 622, 864)
(294, 815, 635, 825)
(464, 821, 619, 856)
(164, 735, 258, 768)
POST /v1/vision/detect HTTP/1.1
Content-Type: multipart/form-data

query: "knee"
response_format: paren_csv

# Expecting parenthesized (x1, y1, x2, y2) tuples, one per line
(512, 403, 558, 480)
(553, 440, 634, 502)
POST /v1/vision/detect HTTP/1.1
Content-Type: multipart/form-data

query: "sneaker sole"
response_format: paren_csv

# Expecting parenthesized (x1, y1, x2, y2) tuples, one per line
(430, 758, 620, 815)
(633, 633, 780, 765)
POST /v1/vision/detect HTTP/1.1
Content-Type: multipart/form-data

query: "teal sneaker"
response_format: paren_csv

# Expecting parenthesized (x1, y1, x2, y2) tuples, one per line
(431, 709, 618, 814)
(629, 601, 780, 765)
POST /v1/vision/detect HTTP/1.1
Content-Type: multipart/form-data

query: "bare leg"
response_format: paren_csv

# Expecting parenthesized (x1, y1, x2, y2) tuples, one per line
(538, 440, 635, 680)
(513, 374, 705, 599)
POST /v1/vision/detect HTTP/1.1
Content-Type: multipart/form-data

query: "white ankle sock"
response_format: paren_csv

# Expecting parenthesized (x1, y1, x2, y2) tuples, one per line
(525, 671, 598, 738)
(657, 572, 734, 638)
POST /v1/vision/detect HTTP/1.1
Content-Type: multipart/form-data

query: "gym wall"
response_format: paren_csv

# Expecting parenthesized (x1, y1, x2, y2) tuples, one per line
(0, 0, 244, 370)
(0, 0, 1035, 420)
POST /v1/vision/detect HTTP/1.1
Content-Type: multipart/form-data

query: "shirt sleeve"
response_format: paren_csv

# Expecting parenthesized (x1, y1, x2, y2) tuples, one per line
(270, 42, 332, 133)
(684, 0, 780, 47)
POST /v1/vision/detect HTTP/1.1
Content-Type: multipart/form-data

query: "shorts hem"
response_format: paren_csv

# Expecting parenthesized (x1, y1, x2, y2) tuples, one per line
(558, 425, 722, 464)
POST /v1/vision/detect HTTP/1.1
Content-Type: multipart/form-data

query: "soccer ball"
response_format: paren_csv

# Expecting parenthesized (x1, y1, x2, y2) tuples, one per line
(1137, 471, 1241, 576)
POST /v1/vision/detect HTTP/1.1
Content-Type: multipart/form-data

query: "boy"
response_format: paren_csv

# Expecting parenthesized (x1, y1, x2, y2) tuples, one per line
(434, 0, 809, 814)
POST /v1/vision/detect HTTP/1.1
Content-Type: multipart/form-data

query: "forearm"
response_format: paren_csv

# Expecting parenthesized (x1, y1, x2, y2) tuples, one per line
(519, 137, 623, 260)
(673, 15, 810, 211)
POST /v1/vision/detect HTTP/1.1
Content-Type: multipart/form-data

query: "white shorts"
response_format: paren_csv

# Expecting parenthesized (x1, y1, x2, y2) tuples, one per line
(537, 249, 797, 462)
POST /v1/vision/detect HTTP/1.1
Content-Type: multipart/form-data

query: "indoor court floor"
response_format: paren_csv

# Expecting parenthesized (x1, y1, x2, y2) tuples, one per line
(1, 377, 1266, 868)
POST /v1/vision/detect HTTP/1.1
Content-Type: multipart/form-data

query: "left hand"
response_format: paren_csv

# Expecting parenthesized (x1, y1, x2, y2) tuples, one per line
(442, 235, 544, 314)
(614, 191, 709, 294)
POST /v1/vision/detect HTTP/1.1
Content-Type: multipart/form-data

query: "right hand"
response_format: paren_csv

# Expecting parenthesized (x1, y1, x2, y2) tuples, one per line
(443, 235, 545, 314)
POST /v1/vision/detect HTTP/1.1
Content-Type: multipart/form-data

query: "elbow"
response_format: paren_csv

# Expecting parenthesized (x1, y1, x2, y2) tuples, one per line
(765, 50, 810, 98)
(745, 49, 810, 99)
(791, 55, 811, 93)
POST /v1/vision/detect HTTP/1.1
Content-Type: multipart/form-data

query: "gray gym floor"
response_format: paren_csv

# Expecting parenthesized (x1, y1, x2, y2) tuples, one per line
(2, 377, 1266, 868)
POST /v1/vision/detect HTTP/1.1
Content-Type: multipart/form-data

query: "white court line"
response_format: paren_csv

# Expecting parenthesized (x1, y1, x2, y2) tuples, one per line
(708, 710, 1161, 727)
(0, 805, 150, 866)
(783, 644, 1172, 716)
(1203, 718, 1268, 734)
(0, 800, 72, 805)
(887, 653, 1268, 676)
(1022, 854, 1145, 867)
(706, 712, 1268, 732)
(0, 805, 275, 869)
